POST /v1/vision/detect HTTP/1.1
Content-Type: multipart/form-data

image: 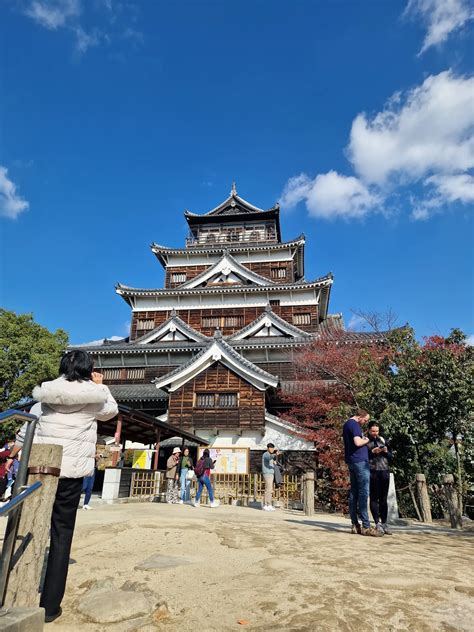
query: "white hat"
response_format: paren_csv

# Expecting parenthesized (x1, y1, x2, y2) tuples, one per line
(172, 447, 182, 454)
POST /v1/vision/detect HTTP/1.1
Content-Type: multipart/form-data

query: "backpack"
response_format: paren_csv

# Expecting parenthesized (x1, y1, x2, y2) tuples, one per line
(194, 457, 206, 478)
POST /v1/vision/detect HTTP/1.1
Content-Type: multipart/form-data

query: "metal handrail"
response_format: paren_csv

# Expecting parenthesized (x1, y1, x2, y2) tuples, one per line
(0, 482, 42, 517)
(0, 410, 38, 608)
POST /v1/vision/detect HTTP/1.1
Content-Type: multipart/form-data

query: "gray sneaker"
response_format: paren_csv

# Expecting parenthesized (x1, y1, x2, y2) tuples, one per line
(382, 523, 393, 535)
(376, 523, 385, 535)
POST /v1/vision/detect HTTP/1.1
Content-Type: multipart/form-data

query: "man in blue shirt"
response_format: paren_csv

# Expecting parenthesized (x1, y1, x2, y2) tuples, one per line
(342, 410, 382, 537)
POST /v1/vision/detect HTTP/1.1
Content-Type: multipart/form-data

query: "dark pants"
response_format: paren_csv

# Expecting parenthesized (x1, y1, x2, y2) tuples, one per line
(82, 471, 95, 505)
(40, 477, 83, 616)
(369, 470, 390, 524)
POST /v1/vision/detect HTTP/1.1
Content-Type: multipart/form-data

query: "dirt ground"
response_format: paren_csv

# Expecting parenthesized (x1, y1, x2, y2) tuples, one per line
(11, 501, 474, 631)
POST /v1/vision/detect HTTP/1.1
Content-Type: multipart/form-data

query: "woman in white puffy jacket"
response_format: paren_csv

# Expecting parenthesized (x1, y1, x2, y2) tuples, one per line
(7, 350, 118, 623)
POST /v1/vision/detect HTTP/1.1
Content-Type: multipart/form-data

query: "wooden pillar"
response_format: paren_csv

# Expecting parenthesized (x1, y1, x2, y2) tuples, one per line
(112, 414, 122, 467)
(5, 444, 63, 608)
(303, 471, 315, 517)
(153, 429, 161, 470)
(443, 474, 462, 530)
(415, 473, 432, 523)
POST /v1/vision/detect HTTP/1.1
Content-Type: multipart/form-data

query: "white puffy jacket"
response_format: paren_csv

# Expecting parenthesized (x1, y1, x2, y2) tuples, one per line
(16, 376, 118, 479)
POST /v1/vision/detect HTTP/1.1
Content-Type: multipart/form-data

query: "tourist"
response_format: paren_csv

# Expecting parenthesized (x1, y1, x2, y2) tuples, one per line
(82, 452, 101, 510)
(166, 447, 181, 503)
(179, 447, 193, 503)
(262, 443, 278, 511)
(5, 440, 19, 500)
(193, 448, 219, 507)
(6, 350, 118, 623)
(0, 442, 11, 502)
(367, 422, 393, 535)
(342, 410, 382, 537)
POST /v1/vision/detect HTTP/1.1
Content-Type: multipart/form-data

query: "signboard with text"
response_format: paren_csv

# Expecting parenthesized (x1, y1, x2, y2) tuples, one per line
(198, 447, 249, 474)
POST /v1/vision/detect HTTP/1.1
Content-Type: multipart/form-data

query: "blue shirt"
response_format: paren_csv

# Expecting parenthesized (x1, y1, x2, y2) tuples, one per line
(262, 451, 275, 475)
(343, 418, 368, 464)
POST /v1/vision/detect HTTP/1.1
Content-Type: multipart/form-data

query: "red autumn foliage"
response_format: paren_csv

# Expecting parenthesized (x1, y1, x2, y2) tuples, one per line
(281, 331, 390, 509)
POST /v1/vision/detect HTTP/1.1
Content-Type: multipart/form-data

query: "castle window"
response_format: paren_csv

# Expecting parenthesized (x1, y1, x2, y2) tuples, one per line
(136, 319, 155, 331)
(171, 272, 186, 283)
(218, 393, 237, 407)
(102, 369, 122, 380)
(271, 267, 287, 279)
(224, 315, 243, 328)
(196, 393, 215, 408)
(202, 316, 220, 329)
(293, 313, 311, 326)
(195, 393, 238, 408)
(127, 368, 145, 380)
(269, 299, 280, 306)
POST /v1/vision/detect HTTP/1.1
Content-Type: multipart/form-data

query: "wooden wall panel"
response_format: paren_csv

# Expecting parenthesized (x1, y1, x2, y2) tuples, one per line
(131, 304, 319, 340)
(168, 362, 265, 430)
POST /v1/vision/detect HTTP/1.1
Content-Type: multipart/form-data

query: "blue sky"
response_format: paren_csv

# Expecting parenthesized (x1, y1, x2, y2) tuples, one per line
(1, 0, 473, 344)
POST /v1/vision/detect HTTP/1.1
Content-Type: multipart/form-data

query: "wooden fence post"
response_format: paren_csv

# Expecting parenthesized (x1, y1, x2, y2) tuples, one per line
(442, 474, 462, 530)
(303, 471, 315, 517)
(415, 473, 432, 523)
(5, 444, 62, 608)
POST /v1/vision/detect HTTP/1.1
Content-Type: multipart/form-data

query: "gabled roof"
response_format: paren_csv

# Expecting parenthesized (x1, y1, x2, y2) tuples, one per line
(178, 252, 275, 289)
(153, 330, 279, 392)
(184, 182, 279, 218)
(227, 305, 313, 341)
(133, 309, 210, 344)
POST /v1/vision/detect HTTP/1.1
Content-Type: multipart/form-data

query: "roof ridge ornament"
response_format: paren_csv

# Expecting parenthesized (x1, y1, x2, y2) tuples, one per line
(214, 328, 222, 339)
(171, 308, 177, 317)
(264, 303, 272, 313)
(231, 181, 237, 196)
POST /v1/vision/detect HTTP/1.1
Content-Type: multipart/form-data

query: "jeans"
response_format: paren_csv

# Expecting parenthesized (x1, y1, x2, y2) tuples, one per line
(180, 468, 191, 501)
(40, 477, 83, 616)
(370, 470, 390, 524)
(348, 461, 370, 529)
(82, 471, 95, 506)
(195, 475, 214, 503)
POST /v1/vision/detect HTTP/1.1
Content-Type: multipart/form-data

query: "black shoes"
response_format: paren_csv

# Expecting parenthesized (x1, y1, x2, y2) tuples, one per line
(45, 607, 62, 623)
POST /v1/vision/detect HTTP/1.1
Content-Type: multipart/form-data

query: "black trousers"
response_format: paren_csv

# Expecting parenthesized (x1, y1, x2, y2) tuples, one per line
(369, 470, 390, 524)
(40, 477, 83, 615)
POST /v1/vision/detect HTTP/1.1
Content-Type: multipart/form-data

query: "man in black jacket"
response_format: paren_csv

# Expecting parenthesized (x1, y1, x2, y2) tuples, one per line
(367, 422, 393, 535)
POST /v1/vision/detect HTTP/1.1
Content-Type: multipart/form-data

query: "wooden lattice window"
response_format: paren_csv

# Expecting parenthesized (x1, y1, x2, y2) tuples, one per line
(202, 316, 220, 328)
(218, 393, 237, 407)
(170, 272, 186, 283)
(271, 267, 287, 279)
(269, 299, 280, 306)
(127, 368, 145, 379)
(224, 315, 244, 328)
(102, 369, 122, 380)
(293, 313, 311, 326)
(136, 319, 155, 331)
(195, 393, 238, 408)
(196, 393, 215, 408)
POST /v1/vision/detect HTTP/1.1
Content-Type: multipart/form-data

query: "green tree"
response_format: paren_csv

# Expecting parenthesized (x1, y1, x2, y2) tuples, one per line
(0, 309, 68, 443)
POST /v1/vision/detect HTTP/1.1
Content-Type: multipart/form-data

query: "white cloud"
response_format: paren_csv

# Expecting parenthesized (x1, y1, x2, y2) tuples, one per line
(0, 166, 29, 219)
(279, 171, 380, 220)
(280, 71, 474, 222)
(21, 0, 142, 55)
(466, 334, 474, 346)
(347, 314, 367, 331)
(349, 71, 474, 186)
(74, 335, 125, 347)
(404, 0, 473, 54)
(24, 0, 81, 30)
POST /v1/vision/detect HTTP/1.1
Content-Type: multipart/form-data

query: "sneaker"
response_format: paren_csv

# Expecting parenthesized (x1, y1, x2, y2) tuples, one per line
(351, 523, 362, 535)
(192, 501, 200, 507)
(210, 501, 220, 508)
(382, 523, 393, 535)
(376, 523, 385, 535)
(83, 505, 92, 510)
(361, 526, 384, 537)
(178, 500, 184, 504)
(267, 505, 276, 511)
(262, 505, 271, 511)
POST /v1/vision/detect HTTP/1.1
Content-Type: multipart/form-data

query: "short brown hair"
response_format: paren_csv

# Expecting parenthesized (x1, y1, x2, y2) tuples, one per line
(356, 409, 369, 418)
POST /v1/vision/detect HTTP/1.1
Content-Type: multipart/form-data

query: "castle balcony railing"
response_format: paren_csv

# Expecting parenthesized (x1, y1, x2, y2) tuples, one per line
(186, 230, 277, 248)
